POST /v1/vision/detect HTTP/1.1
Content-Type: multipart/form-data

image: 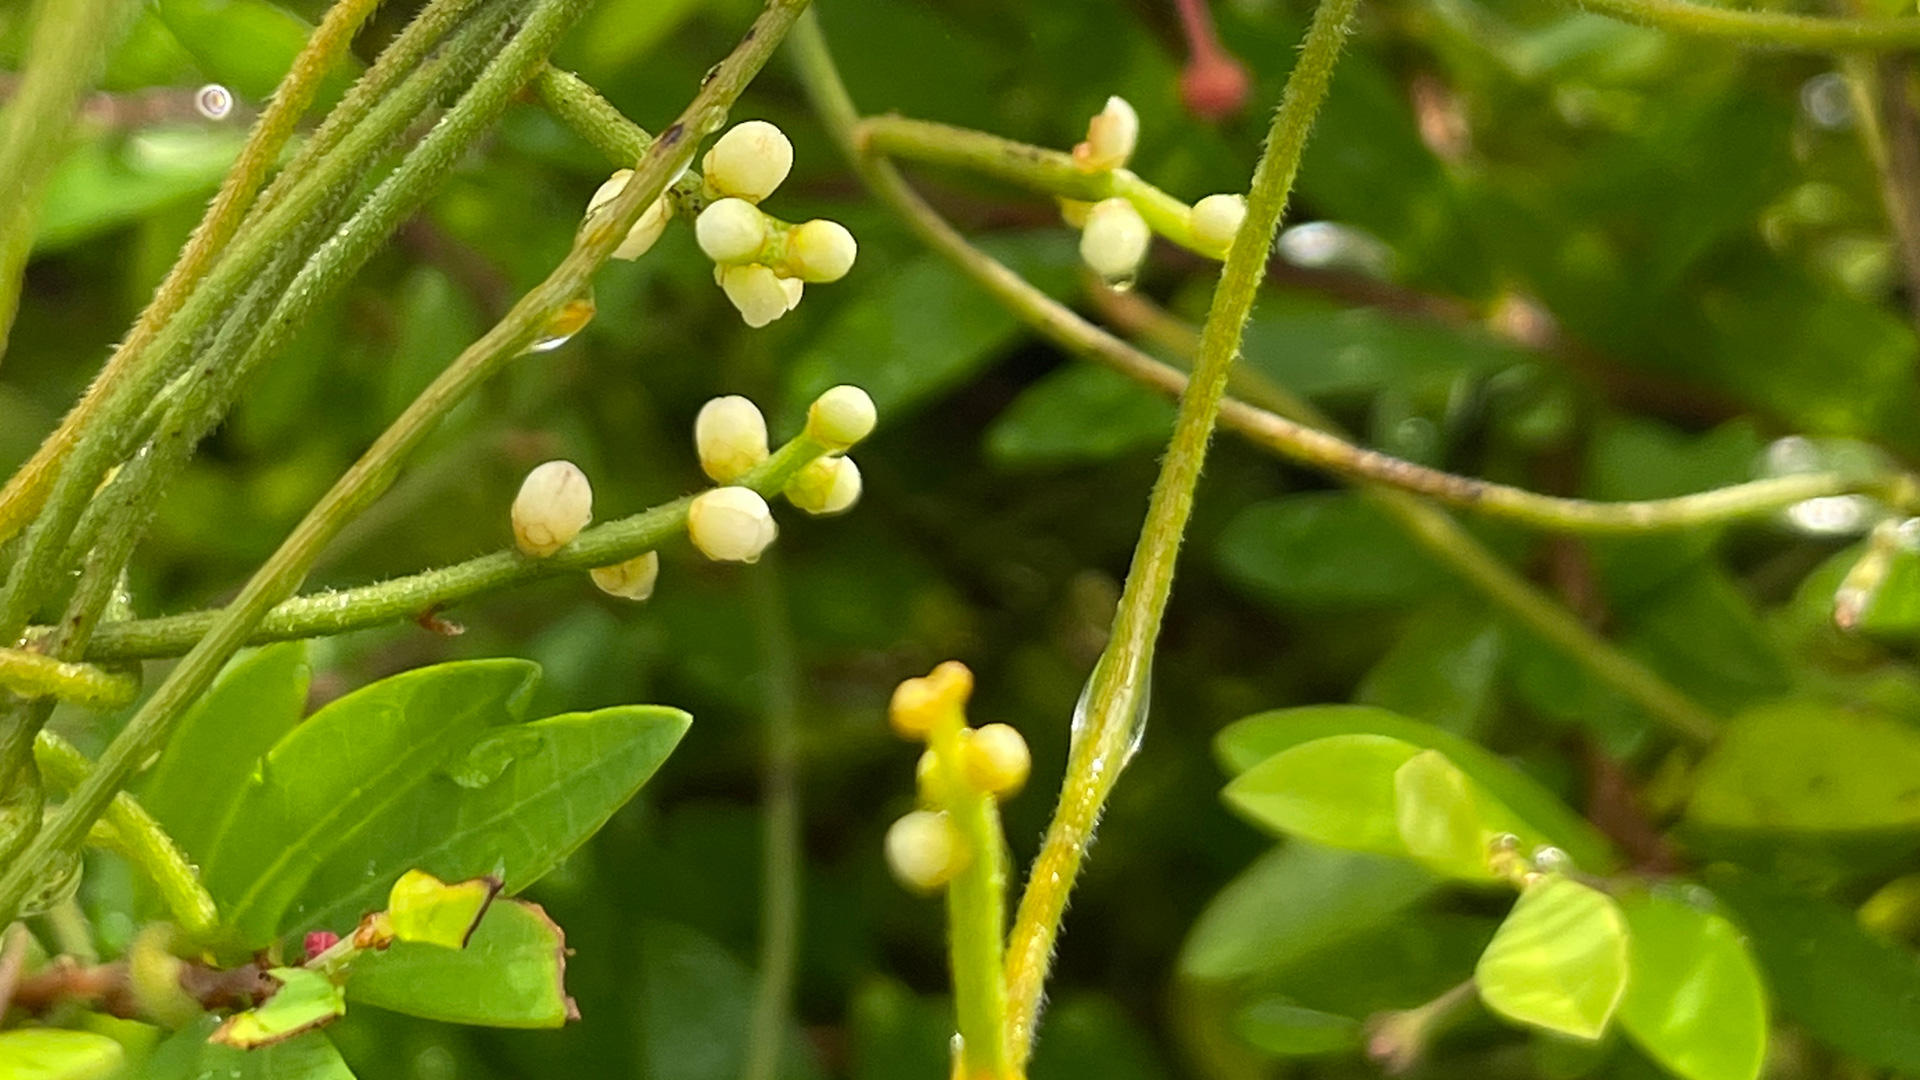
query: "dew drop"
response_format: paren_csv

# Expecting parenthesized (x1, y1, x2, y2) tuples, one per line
(195, 83, 233, 120)
(1785, 494, 1877, 536)
(1531, 844, 1570, 873)
(1068, 652, 1152, 774)
(527, 287, 596, 353)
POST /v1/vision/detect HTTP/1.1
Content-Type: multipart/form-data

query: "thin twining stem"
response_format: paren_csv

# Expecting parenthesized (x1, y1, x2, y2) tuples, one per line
(33, 436, 830, 662)
(847, 114, 1907, 533)
(0, 648, 136, 709)
(1568, 0, 1920, 50)
(0, 0, 814, 927)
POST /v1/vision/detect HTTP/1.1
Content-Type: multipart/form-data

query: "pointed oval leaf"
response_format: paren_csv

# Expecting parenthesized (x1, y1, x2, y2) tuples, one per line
(285, 705, 689, 937)
(1688, 700, 1920, 830)
(1224, 734, 1422, 854)
(202, 659, 541, 948)
(1476, 877, 1629, 1040)
(1395, 749, 1510, 879)
(1217, 706, 1614, 870)
(346, 898, 575, 1028)
(1618, 890, 1768, 1080)
(0, 1029, 124, 1080)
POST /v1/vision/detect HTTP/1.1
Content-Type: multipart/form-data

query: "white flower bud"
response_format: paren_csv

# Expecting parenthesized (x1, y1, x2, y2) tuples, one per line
(1072, 95, 1139, 172)
(694, 395, 770, 483)
(687, 486, 778, 563)
(703, 120, 793, 203)
(1079, 197, 1151, 282)
(512, 460, 593, 557)
(787, 220, 858, 283)
(962, 723, 1031, 799)
(885, 809, 964, 893)
(1189, 193, 1248, 259)
(587, 169, 675, 260)
(806, 385, 877, 450)
(778, 274, 804, 312)
(590, 551, 659, 601)
(718, 264, 795, 329)
(784, 455, 861, 516)
(696, 198, 769, 265)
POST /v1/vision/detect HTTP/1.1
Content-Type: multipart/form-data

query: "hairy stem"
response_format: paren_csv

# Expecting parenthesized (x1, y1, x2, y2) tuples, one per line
(0, 650, 136, 711)
(1567, 0, 1920, 49)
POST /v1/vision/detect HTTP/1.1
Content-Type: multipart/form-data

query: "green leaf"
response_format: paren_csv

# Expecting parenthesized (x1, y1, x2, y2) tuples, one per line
(985, 364, 1174, 467)
(1216, 493, 1462, 611)
(784, 233, 1075, 423)
(211, 968, 346, 1048)
(385, 871, 500, 949)
(153, 0, 355, 102)
(141, 643, 309, 867)
(202, 659, 541, 947)
(1233, 1001, 1362, 1058)
(0, 1029, 124, 1080)
(1687, 700, 1920, 830)
(1223, 733, 1422, 855)
(35, 130, 248, 253)
(1217, 706, 1614, 870)
(1395, 749, 1514, 879)
(1355, 605, 1505, 737)
(1708, 868, 1920, 1072)
(1617, 890, 1767, 1080)
(142, 1022, 353, 1080)
(1179, 841, 1440, 982)
(1475, 877, 1630, 1041)
(285, 704, 689, 937)
(346, 898, 576, 1028)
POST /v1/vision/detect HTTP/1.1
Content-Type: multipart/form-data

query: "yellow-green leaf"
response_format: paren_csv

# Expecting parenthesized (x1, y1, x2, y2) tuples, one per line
(1476, 877, 1629, 1040)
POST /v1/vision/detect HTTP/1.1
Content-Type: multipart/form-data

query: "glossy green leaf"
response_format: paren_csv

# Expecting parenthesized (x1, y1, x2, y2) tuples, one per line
(1217, 494, 1458, 610)
(1709, 868, 1920, 1072)
(1395, 749, 1508, 879)
(211, 967, 346, 1048)
(1218, 706, 1613, 870)
(285, 704, 689, 937)
(0, 1029, 124, 1080)
(1688, 700, 1920, 829)
(347, 898, 575, 1028)
(1180, 841, 1439, 982)
(1224, 733, 1421, 854)
(36, 130, 248, 253)
(1233, 1001, 1362, 1058)
(140, 642, 309, 866)
(385, 871, 500, 949)
(986, 364, 1174, 467)
(202, 659, 541, 947)
(1617, 890, 1767, 1080)
(1476, 877, 1630, 1040)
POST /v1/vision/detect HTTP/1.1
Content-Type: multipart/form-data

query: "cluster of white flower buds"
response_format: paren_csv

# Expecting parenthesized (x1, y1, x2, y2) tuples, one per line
(882, 661, 1032, 894)
(693, 121, 858, 328)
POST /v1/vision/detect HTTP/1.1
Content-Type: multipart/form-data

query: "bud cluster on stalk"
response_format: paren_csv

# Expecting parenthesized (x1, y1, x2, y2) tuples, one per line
(882, 661, 1031, 894)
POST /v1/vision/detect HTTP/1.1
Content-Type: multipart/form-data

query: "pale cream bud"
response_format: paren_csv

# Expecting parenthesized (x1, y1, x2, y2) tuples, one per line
(1072, 95, 1139, 172)
(703, 120, 794, 203)
(1079, 197, 1151, 282)
(783, 455, 861, 516)
(687, 486, 778, 563)
(512, 460, 593, 557)
(778, 274, 804, 312)
(694, 395, 770, 483)
(1189, 193, 1248, 259)
(719, 264, 794, 328)
(787, 220, 858, 283)
(696, 198, 769, 265)
(587, 169, 675, 260)
(806, 385, 877, 450)
(962, 723, 1031, 799)
(885, 809, 964, 893)
(590, 551, 660, 601)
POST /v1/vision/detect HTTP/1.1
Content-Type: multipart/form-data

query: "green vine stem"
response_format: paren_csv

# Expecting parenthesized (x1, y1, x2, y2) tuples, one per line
(0, 650, 137, 710)
(0, 0, 141, 357)
(533, 66, 709, 213)
(1566, 0, 1920, 49)
(0, 0, 384, 542)
(744, 559, 803, 1080)
(33, 731, 219, 939)
(0, 0, 816, 926)
(28, 436, 827, 661)
(936, 725, 1015, 1080)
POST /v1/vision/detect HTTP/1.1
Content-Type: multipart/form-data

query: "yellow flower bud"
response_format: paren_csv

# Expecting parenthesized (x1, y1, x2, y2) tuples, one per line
(783, 455, 861, 516)
(1189, 193, 1248, 259)
(696, 198, 769, 265)
(1071, 95, 1139, 172)
(687, 486, 778, 563)
(512, 460, 592, 557)
(962, 723, 1031, 799)
(787, 220, 858, 283)
(888, 661, 973, 740)
(702, 120, 793, 203)
(885, 809, 964, 893)
(590, 551, 659, 601)
(1080, 197, 1151, 282)
(694, 395, 770, 483)
(805, 385, 877, 450)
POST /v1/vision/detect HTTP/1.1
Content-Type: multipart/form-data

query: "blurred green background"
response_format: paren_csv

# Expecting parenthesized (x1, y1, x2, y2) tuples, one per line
(10, 0, 1920, 1075)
